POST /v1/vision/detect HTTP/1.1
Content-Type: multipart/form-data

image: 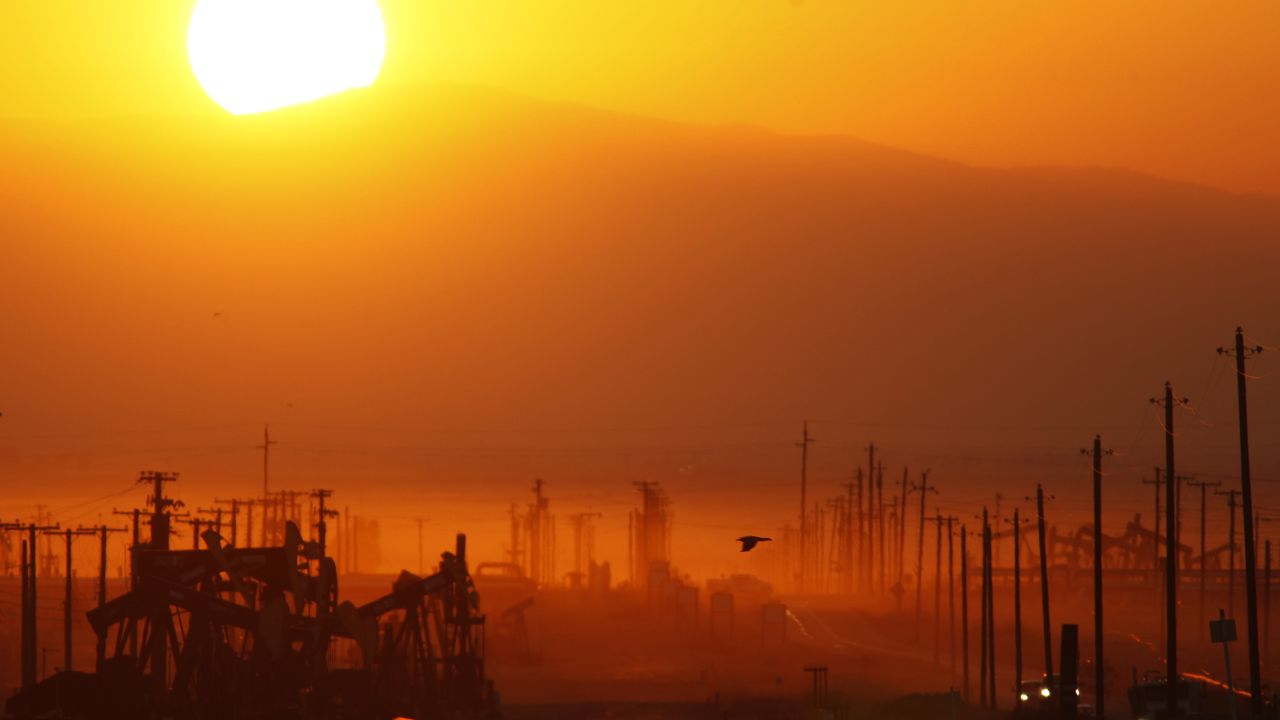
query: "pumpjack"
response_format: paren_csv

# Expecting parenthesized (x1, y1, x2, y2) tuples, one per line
(6, 520, 499, 720)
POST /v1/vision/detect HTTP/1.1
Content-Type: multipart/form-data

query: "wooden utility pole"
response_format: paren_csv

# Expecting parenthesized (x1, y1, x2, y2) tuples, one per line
(1035, 483, 1054, 680)
(854, 467, 864, 592)
(46, 527, 95, 672)
(961, 525, 970, 701)
(878, 463, 887, 594)
(311, 489, 336, 560)
(797, 422, 813, 592)
(1218, 488, 1242, 617)
(913, 470, 937, 640)
(1265, 540, 1272, 678)
(140, 470, 181, 690)
(1143, 468, 1166, 655)
(110, 507, 142, 659)
(946, 515, 958, 684)
(840, 479, 855, 593)
(984, 511, 996, 712)
(899, 467, 909, 590)
(930, 511, 944, 664)
(1220, 328, 1264, 717)
(257, 425, 278, 544)
(865, 442, 876, 592)
(1010, 509, 1024, 701)
(1142, 470, 1165, 574)
(568, 511, 602, 585)
(81, 524, 125, 667)
(980, 513, 988, 709)
(258, 423, 277, 499)
(213, 498, 247, 546)
(1152, 382, 1182, 717)
(1083, 435, 1111, 720)
(1187, 479, 1221, 640)
(1, 520, 58, 688)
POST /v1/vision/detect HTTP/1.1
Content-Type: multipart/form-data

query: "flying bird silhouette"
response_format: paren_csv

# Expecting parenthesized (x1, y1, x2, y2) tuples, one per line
(737, 535, 772, 552)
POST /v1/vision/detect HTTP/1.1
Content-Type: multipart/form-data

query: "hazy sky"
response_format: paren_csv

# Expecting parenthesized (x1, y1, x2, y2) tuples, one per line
(4, 1, 1280, 193)
(4, 1, 1280, 579)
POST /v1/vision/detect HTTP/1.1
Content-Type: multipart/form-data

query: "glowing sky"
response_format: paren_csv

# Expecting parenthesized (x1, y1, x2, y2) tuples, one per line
(3, 1, 1280, 193)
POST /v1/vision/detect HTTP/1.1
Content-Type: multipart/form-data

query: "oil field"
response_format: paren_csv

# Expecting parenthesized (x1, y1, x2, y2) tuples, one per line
(4, 337, 1280, 720)
(6, 2, 1280, 719)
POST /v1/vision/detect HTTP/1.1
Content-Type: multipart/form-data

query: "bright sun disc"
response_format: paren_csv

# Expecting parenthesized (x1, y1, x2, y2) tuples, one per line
(188, 0, 386, 115)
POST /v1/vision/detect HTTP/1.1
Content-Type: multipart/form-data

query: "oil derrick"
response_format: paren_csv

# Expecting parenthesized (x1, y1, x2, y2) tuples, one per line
(631, 481, 671, 589)
(7, 476, 500, 720)
(506, 504, 525, 577)
(566, 512, 602, 588)
(524, 479, 556, 587)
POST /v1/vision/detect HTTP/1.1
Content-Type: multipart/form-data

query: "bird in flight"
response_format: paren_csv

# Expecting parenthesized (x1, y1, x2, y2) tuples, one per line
(737, 535, 773, 552)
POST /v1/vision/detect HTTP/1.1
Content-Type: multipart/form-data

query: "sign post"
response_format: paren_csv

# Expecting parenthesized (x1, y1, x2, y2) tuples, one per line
(1210, 609, 1239, 720)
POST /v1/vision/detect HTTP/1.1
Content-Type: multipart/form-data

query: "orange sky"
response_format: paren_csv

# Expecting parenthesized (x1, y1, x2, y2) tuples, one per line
(3, 1, 1280, 581)
(3, 1, 1280, 193)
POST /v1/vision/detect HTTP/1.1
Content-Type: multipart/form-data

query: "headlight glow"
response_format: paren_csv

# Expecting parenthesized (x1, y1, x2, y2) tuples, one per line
(1020, 692, 1030, 702)
(1040, 687, 1052, 698)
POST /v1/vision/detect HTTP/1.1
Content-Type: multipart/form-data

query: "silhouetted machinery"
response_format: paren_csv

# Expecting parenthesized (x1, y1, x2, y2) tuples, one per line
(5, 511, 499, 720)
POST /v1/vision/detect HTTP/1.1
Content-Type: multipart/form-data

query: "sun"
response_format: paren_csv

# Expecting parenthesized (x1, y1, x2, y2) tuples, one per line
(187, 0, 386, 116)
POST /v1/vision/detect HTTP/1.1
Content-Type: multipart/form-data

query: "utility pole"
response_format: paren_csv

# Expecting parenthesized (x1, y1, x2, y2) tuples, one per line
(1187, 479, 1221, 641)
(80, 524, 125, 668)
(46, 527, 95, 672)
(139, 470, 181, 691)
(568, 511, 603, 586)
(196, 507, 225, 545)
(866, 442, 876, 592)
(980, 513, 988, 709)
(840, 479, 856, 594)
(888, 495, 900, 598)
(311, 489, 336, 559)
(797, 422, 814, 592)
(984, 508, 997, 712)
(929, 511, 944, 664)
(878, 463, 887, 594)
(1143, 468, 1166, 654)
(912, 469, 937, 640)
(1218, 488, 1243, 617)
(1142, 469, 1164, 571)
(854, 468, 864, 593)
(946, 515, 958, 684)
(1, 519, 59, 688)
(111, 507, 142, 613)
(214, 498, 246, 546)
(1082, 435, 1112, 720)
(257, 424, 277, 543)
(961, 525, 970, 702)
(1220, 328, 1264, 717)
(181, 516, 203, 550)
(899, 467, 909, 591)
(1265, 540, 1272, 679)
(1008, 509, 1025, 702)
(244, 500, 255, 549)
(1151, 382, 1184, 717)
(1033, 483, 1055, 681)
